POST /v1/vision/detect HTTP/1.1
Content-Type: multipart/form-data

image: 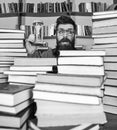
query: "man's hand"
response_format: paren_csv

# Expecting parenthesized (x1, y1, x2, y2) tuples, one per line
(25, 41, 37, 54)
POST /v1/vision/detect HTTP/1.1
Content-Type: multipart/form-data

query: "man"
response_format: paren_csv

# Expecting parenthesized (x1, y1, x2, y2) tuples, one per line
(25, 15, 77, 58)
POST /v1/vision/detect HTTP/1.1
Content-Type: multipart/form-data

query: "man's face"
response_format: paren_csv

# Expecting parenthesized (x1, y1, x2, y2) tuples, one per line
(56, 24, 75, 50)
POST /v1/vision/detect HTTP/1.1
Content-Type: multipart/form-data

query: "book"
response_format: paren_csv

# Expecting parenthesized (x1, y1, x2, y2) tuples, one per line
(0, 49, 26, 52)
(0, 102, 35, 128)
(93, 25, 117, 34)
(93, 10, 117, 16)
(36, 112, 106, 127)
(34, 82, 104, 97)
(94, 37, 117, 44)
(103, 104, 117, 114)
(33, 90, 101, 105)
(57, 65, 104, 76)
(0, 33, 24, 39)
(0, 99, 32, 114)
(0, 122, 27, 130)
(0, 83, 33, 106)
(104, 56, 117, 62)
(103, 95, 117, 106)
(0, 39, 24, 44)
(8, 75, 37, 85)
(0, 28, 25, 33)
(35, 99, 104, 115)
(36, 73, 104, 87)
(4, 71, 47, 76)
(69, 124, 100, 130)
(58, 56, 104, 66)
(92, 43, 117, 48)
(91, 48, 117, 56)
(104, 63, 117, 70)
(93, 18, 117, 28)
(13, 58, 57, 66)
(58, 50, 106, 57)
(104, 85, 117, 96)
(0, 57, 14, 61)
(0, 52, 27, 57)
(105, 71, 117, 79)
(93, 33, 117, 38)
(92, 10, 117, 20)
(28, 118, 99, 130)
(0, 43, 24, 49)
(104, 78, 117, 86)
(10, 66, 53, 72)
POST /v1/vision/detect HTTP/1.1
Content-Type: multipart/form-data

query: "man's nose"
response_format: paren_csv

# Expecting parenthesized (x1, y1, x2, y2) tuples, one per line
(62, 32, 68, 37)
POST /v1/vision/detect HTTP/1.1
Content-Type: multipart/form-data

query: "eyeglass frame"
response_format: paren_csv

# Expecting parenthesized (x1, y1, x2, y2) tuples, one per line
(57, 28, 75, 36)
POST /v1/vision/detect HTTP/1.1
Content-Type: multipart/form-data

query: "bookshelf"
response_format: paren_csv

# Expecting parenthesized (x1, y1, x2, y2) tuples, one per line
(0, 0, 114, 48)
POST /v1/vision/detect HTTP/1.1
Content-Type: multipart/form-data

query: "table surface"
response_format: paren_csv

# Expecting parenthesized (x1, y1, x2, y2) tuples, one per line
(99, 112, 117, 130)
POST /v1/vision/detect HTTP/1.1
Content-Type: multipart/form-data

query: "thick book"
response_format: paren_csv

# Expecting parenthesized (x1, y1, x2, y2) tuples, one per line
(36, 73, 104, 87)
(103, 104, 117, 114)
(34, 82, 104, 97)
(4, 71, 47, 76)
(0, 102, 35, 128)
(36, 112, 106, 127)
(103, 95, 117, 106)
(13, 58, 57, 66)
(104, 63, 117, 70)
(0, 39, 24, 44)
(0, 99, 32, 114)
(0, 83, 33, 106)
(0, 28, 25, 33)
(35, 99, 104, 115)
(104, 78, 117, 86)
(92, 10, 117, 20)
(91, 48, 117, 56)
(28, 118, 99, 130)
(58, 50, 106, 57)
(8, 75, 37, 85)
(0, 33, 24, 39)
(104, 85, 117, 96)
(57, 65, 105, 76)
(93, 18, 117, 28)
(0, 48, 26, 52)
(94, 37, 117, 44)
(93, 33, 117, 38)
(92, 43, 117, 48)
(93, 25, 117, 34)
(0, 122, 27, 130)
(105, 71, 117, 79)
(0, 52, 27, 57)
(58, 56, 104, 66)
(104, 56, 117, 62)
(10, 66, 53, 72)
(0, 43, 24, 48)
(33, 90, 101, 105)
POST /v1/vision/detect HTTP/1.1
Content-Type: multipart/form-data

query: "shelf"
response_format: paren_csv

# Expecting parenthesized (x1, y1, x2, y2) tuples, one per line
(21, 12, 93, 17)
(44, 36, 92, 39)
(0, 13, 20, 17)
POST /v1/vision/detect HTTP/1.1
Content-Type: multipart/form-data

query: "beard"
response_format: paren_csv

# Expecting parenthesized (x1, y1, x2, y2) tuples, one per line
(56, 37, 75, 50)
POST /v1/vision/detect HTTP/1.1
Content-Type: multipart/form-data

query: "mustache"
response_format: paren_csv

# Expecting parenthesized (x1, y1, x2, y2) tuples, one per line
(58, 38, 71, 43)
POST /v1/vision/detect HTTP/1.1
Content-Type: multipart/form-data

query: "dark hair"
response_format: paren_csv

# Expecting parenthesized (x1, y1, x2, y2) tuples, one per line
(55, 15, 77, 34)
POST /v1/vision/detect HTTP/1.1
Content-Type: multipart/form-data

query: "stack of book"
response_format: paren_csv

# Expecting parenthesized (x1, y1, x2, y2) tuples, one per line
(0, 28, 27, 83)
(32, 50, 107, 129)
(92, 10, 117, 114)
(0, 83, 35, 130)
(4, 57, 57, 85)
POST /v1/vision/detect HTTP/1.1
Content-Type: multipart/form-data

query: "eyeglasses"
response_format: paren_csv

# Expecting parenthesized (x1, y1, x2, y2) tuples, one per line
(57, 29, 75, 36)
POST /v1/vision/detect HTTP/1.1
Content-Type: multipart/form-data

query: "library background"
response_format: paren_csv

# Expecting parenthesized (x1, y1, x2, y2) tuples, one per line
(0, 0, 117, 130)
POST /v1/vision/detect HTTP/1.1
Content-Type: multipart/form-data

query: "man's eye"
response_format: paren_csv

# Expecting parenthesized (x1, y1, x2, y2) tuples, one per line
(58, 30, 63, 34)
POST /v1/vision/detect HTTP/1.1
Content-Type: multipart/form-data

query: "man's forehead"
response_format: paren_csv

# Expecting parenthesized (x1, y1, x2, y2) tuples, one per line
(58, 24, 74, 30)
